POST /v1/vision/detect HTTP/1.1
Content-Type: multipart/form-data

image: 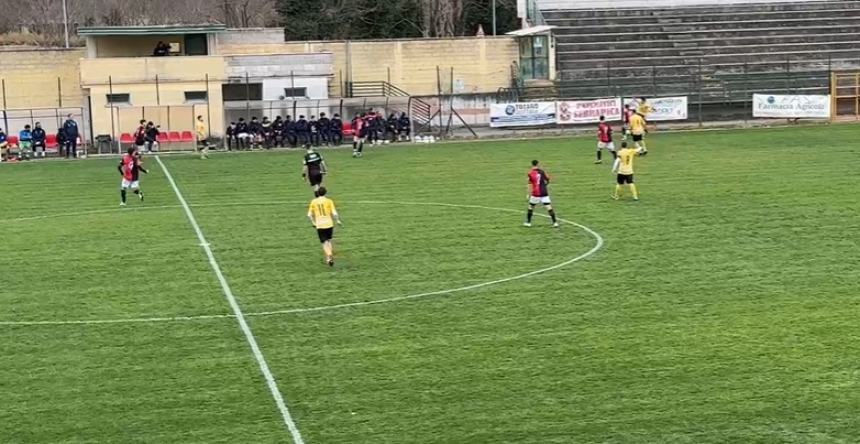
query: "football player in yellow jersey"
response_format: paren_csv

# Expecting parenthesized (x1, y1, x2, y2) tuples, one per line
(629, 111, 648, 155)
(612, 142, 642, 201)
(307, 187, 342, 266)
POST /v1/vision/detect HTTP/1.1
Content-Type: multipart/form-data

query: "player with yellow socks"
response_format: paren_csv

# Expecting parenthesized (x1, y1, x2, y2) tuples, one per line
(612, 142, 643, 201)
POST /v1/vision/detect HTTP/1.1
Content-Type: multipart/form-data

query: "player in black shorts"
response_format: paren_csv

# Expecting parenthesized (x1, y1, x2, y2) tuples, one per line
(302, 146, 327, 192)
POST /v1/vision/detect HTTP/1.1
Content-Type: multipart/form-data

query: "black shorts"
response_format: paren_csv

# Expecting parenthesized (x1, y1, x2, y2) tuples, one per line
(617, 174, 634, 185)
(317, 227, 334, 243)
(632, 134, 643, 142)
(308, 172, 323, 186)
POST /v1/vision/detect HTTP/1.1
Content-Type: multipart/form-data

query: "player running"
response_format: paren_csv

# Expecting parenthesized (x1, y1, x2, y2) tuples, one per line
(352, 113, 366, 158)
(612, 142, 642, 201)
(595, 115, 616, 164)
(629, 109, 648, 155)
(302, 146, 327, 192)
(524, 160, 559, 228)
(307, 187, 342, 267)
(621, 104, 633, 142)
(118, 147, 148, 206)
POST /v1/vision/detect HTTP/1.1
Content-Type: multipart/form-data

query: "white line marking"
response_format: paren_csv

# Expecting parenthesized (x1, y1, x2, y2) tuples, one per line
(154, 156, 305, 444)
(0, 201, 603, 327)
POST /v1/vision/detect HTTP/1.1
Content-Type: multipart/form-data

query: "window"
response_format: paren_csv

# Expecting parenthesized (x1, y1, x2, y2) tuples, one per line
(184, 91, 208, 103)
(105, 93, 130, 105)
(222, 83, 263, 101)
(519, 36, 550, 81)
(283, 87, 308, 98)
(184, 34, 208, 56)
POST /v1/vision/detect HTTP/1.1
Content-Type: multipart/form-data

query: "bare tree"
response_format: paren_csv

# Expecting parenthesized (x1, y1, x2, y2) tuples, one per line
(421, 0, 463, 37)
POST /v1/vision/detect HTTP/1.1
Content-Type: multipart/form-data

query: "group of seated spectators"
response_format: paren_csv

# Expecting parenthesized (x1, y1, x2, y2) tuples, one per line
(225, 110, 410, 150)
(0, 115, 80, 162)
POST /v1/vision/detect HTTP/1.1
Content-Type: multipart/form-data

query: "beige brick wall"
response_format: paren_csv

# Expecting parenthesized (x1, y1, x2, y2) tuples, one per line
(89, 81, 225, 139)
(0, 48, 85, 109)
(224, 37, 518, 96)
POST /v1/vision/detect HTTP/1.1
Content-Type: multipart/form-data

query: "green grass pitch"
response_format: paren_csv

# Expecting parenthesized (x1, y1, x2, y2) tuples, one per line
(1, 125, 859, 443)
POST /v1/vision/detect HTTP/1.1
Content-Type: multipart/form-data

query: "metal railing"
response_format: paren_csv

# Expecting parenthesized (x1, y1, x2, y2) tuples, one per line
(500, 57, 843, 103)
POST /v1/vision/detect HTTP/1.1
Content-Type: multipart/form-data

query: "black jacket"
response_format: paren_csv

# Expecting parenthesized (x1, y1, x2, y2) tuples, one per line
(63, 119, 79, 137)
(31, 127, 47, 142)
(145, 127, 159, 142)
(295, 119, 309, 134)
(236, 122, 249, 134)
(330, 118, 343, 133)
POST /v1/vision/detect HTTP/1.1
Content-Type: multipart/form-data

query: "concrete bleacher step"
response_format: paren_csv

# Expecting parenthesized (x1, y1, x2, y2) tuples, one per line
(542, 0, 860, 19)
(555, 24, 860, 42)
(553, 16, 860, 34)
(558, 32, 860, 51)
(559, 40, 860, 60)
(545, 6, 860, 26)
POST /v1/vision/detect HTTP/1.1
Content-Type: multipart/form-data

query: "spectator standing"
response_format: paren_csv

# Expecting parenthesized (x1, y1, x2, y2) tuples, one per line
(145, 122, 160, 153)
(196, 115, 209, 159)
(63, 114, 79, 158)
(32, 122, 47, 158)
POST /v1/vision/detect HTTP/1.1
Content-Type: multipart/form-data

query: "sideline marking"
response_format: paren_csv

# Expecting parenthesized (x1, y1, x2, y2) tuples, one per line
(0, 201, 603, 326)
(154, 156, 305, 444)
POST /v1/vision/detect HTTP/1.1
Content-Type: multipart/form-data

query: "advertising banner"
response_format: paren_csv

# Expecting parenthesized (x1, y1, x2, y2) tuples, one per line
(489, 102, 557, 127)
(557, 98, 622, 125)
(624, 96, 688, 121)
(752, 94, 831, 119)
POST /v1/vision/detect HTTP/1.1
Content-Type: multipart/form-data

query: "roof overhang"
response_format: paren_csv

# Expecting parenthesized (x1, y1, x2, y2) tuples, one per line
(506, 25, 556, 36)
(78, 24, 227, 37)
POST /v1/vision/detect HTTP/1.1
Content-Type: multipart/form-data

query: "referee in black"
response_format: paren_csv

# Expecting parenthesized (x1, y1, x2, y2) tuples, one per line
(302, 146, 327, 192)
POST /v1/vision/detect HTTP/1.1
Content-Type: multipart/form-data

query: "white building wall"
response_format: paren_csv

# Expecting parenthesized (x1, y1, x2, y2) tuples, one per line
(262, 78, 329, 100)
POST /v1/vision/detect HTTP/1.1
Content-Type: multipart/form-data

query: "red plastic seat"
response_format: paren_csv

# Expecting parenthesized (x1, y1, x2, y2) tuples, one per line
(179, 131, 194, 142)
(156, 131, 169, 143)
(342, 122, 354, 137)
(46, 134, 58, 148)
(119, 133, 134, 145)
(7, 135, 18, 146)
(166, 131, 180, 143)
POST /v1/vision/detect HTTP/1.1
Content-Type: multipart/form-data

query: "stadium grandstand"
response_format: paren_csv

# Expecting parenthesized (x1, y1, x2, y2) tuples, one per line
(507, 0, 860, 110)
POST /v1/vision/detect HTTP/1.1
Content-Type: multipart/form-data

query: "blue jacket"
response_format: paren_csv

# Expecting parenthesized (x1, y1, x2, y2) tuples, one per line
(19, 130, 32, 141)
(0, 132, 6, 144)
(63, 119, 79, 137)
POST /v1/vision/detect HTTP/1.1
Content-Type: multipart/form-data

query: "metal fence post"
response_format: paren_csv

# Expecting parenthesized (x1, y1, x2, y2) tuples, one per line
(697, 58, 703, 127)
(1, 79, 7, 131)
(606, 61, 611, 97)
(205, 73, 212, 140)
(58, 77, 63, 108)
(742, 61, 748, 123)
(652, 65, 657, 97)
